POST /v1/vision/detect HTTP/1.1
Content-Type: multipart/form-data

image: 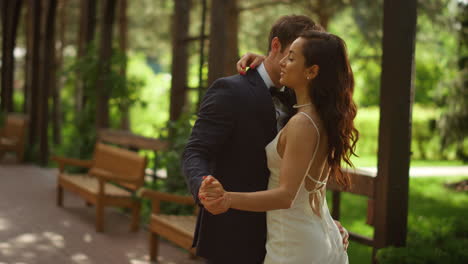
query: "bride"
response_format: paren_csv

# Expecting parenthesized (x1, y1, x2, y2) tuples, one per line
(199, 30, 358, 264)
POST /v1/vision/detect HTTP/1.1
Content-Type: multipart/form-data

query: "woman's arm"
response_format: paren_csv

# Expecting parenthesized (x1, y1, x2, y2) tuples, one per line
(200, 115, 319, 212)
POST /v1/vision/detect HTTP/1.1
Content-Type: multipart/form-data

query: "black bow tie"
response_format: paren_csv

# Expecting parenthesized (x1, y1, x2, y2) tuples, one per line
(269, 86, 294, 110)
(269, 86, 283, 97)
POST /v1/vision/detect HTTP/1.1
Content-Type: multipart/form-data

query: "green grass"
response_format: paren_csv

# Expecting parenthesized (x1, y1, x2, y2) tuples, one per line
(330, 176, 468, 263)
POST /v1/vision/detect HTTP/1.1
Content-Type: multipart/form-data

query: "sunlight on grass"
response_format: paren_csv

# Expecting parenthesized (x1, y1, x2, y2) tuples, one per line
(330, 176, 468, 264)
(351, 155, 465, 168)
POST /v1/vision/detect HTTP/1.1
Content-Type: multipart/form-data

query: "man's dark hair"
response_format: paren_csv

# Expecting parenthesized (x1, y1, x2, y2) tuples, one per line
(267, 15, 324, 53)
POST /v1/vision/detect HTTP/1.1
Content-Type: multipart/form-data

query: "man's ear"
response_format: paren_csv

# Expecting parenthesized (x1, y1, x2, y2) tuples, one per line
(270, 37, 282, 54)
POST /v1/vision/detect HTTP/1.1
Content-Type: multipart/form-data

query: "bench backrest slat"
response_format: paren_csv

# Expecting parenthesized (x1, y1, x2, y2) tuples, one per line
(93, 143, 147, 191)
(2, 115, 28, 144)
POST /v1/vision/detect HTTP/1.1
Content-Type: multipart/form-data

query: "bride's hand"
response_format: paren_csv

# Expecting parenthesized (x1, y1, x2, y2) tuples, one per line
(199, 175, 226, 201)
(334, 220, 349, 250)
(236, 52, 266, 75)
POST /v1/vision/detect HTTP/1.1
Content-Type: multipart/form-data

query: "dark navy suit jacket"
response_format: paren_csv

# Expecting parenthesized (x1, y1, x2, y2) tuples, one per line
(182, 69, 280, 263)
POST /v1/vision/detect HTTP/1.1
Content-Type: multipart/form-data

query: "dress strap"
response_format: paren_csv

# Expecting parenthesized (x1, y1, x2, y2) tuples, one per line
(299, 112, 321, 184)
(298, 112, 329, 195)
(306, 176, 329, 193)
(306, 174, 327, 185)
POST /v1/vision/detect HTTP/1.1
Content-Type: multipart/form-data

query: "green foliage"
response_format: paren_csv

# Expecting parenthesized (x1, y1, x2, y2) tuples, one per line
(127, 0, 173, 64)
(436, 2, 468, 162)
(58, 103, 97, 167)
(161, 115, 195, 195)
(327, 1, 462, 108)
(55, 44, 146, 164)
(141, 114, 196, 216)
(350, 106, 461, 167)
(124, 0, 463, 111)
(128, 55, 170, 136)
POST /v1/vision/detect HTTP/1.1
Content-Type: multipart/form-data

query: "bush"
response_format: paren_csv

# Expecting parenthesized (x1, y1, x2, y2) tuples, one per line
(354, 105, 460, 162)
(141, 114, 196, 217)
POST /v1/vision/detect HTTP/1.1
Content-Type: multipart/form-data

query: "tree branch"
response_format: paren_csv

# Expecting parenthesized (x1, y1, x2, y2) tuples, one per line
(239, 0, 292, 12)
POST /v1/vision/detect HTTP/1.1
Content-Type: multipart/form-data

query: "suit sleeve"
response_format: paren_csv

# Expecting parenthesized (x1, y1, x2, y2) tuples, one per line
(182, 79, 237, 204)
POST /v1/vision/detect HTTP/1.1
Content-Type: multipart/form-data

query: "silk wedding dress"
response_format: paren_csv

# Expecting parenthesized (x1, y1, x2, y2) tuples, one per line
(263, 112, 349, 264)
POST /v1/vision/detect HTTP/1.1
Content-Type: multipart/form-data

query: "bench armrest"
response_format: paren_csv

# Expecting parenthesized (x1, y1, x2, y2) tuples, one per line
(139, 189, 195, 205)
(52, 156, 93, 172)
(89, 168, 140, 184)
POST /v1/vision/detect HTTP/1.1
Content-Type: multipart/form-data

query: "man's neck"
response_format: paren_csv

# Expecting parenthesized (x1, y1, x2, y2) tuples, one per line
(263, 57, 281, 88)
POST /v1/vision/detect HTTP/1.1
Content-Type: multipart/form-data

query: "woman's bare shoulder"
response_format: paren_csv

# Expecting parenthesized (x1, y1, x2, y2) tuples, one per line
(283, 113, 320, 142)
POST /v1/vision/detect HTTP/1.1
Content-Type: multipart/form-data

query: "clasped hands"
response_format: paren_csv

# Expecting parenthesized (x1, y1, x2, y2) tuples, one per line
(198, 175, 231, 215)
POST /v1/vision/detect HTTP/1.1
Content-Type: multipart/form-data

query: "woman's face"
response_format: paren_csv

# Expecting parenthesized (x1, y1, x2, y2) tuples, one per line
(279, 37, 315, 89)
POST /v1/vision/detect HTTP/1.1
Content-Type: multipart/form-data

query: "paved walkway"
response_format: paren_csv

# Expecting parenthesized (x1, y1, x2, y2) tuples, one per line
(0, 164, 203, 264)
(359, 166, 468, 177)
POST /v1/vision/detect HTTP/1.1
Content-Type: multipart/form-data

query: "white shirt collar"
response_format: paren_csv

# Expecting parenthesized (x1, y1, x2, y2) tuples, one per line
(257, 62, 286, 92)
(257, 63, 274, 90)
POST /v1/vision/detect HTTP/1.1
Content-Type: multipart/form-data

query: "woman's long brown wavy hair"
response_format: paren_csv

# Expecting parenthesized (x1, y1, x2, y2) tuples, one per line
(300, 31, 359, 189)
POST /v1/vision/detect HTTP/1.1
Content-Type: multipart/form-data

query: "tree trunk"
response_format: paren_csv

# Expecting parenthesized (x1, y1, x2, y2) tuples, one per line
(373, 0, 416, 258)
(196, 0, 208, 110)
(316, 0, 330, 30)
(37, 0, 58, 165)
(51, 0, 67, 145)
(27, 0, 42, 147)
(0, 0, 3, 31)
(76, 0, 97, 112)
(118, 0, 130, 130)
(207, 0, 239, 86)
(317, 11, 330, 30)
(96, 0, 117, 129)
(1, 0, 23, 112)
(169, 0, 191, 122)
(23, 0, 31, 114)
(225, 0, 239, 76)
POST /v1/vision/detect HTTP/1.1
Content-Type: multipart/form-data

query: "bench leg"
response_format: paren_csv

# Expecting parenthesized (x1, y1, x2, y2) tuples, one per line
(131, 202, 141, 232)
(149, 232, 159, 262)
(96, 203, 104, 232)
(17, 148, 24, 163)
(57, 185, 63, 207)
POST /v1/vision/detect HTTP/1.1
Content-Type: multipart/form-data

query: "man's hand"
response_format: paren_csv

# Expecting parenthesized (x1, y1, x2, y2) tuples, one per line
(236, 52, 266, 75)
(198, 175, 230, 215)
(334, 220, 349, 250)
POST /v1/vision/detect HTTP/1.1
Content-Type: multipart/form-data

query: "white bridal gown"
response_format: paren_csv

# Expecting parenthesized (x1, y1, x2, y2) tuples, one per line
(264, 112, 349, 264)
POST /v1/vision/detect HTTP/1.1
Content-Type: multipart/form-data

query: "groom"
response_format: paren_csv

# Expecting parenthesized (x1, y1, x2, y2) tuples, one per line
(183, 15, 323, 263)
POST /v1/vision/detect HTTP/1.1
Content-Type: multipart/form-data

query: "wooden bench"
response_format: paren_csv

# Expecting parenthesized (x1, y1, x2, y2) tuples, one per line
(140, 189, 198, 261)
(0, 114, 28, 162)
(98, 129, 170, 182)
(53, 143, 147, 232)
